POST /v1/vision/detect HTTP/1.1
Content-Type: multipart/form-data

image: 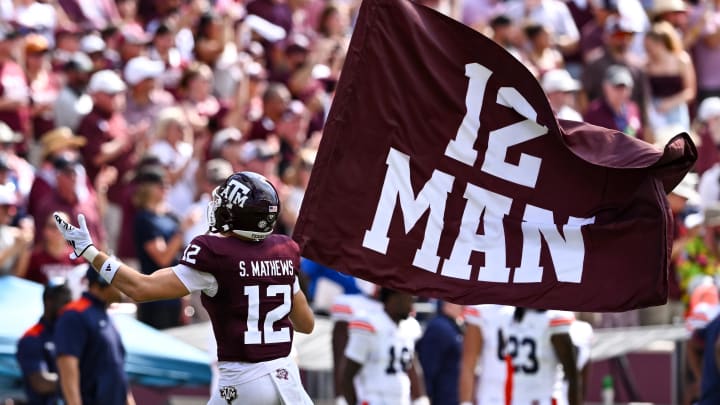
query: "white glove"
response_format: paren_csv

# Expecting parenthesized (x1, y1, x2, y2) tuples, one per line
(53, 213, 99, 261)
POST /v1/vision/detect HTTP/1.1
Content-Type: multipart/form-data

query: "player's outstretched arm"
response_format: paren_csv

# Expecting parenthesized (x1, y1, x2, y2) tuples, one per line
(290, 288, 315, 334)
(54, 213, 190, 302)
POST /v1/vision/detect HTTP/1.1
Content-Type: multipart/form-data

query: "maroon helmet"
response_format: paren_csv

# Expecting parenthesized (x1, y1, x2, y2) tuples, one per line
(207, 171, 280, 240)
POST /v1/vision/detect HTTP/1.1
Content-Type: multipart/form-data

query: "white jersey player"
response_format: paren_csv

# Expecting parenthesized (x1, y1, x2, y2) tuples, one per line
(331, 288, 383, 402)
(459, 304, 514, 405)
(503, 308, 580, 405)
(341, 288, 427, 405)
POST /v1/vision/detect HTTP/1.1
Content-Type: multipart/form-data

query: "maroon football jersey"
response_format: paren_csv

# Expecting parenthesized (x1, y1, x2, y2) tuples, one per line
(179, 234, 300, 363)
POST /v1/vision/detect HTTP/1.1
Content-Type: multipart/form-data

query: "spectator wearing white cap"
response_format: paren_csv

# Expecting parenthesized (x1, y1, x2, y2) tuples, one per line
(541, 68, 582, 121)
(209, 127, 244, 172)
(123, 56, 175, 135)
(77, 69, 136, 254)
(79, 34, 110, 72)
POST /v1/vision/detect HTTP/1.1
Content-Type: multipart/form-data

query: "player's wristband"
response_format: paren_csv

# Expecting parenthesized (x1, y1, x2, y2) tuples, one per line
(81, 245, 100, 262)
(99, 255, 121, 284)
(412, 396, 430, 405)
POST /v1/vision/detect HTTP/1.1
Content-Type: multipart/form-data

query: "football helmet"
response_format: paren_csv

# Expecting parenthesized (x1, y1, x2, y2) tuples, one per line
(207, 171, 280, 241)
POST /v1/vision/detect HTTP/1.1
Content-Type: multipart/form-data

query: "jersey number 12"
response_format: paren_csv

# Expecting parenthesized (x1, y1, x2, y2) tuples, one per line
(243, 285, 292, 344)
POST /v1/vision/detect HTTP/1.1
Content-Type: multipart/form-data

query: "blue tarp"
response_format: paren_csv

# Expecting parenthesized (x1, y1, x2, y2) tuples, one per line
(0, 276, 211, 395)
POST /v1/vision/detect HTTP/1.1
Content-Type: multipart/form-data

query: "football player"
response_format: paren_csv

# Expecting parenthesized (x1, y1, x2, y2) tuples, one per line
(330, 281, 382, 403)
(340, 288, 428, 405)
(503, 308, 580, 405)
(553, 319, 593, 405)
(458, 304, 514, 405)
(53, 171, 315, 405)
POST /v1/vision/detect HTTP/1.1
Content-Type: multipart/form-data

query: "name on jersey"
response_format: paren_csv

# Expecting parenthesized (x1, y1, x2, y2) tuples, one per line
(362, 63, 595, 285)
(239, 260, 294, 277)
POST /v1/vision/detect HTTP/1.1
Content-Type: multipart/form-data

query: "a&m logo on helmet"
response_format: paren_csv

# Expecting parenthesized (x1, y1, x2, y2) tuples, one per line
(220, 179, 251, 208)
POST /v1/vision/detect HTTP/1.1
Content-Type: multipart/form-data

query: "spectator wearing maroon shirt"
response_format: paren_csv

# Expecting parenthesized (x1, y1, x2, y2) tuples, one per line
(77, 70, 141, 253)
(247, 82, 291, 141)
(25, 211, 85, 298)
(583, 65, 644, 139)
(27, 127, 87, 221)
(34, 155, 108, 251)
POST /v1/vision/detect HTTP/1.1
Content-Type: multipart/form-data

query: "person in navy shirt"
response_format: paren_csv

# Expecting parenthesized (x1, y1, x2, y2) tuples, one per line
(54, 268, 134, 405)
(416, 301, 464, 405)
(16, 281, 72, 405)
(697, 311, 720, 405)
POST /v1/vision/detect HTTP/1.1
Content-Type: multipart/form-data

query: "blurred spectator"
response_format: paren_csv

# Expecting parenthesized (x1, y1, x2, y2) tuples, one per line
(78, 69, 141, 253)
(53, 52, 93, 132)
(650, 0, 690, 36)
(118, 24, 152, 66)
(0, 122, 35, 204)
(583, 65, 644, 139)
(123, 55, 174, 132)
(0, 28, 30, 148)
(148, 22, 186, 91)
(246, 0, 294, 35)
(132, 165, 194, 329)
(25, 211, 86, 298)
(34, 154, 110, 251)
(3, 0, 60, 46)
(147, 106, 197, 215)
(505, 0, 581, 57)
(581, 14, 647, 111)
(541, 68, 583, 120)
(487, 14, 526, 62)
(56, 0, 120, 31)
(178, 62, 220, 131)
(693, 97, 720, 176)
(27, 127, 86, 219)
(24, 34, 61, 140)
(644, 21, 696, 138)
(688, 0, 720, 103)
(580, 0, 619, 64)
(54, 268, 133, 405)
(247, 82, 291, 141)
(0, 182, 33, 277)
(50, 27, 82, 71)
(525, 23, 565, 77)
(416, 301, 463, 405)
(282, 144, 314, 221)
(79, 33, 110, 71)
(15, 281, 72, 405)
(209, 126, 244, 171)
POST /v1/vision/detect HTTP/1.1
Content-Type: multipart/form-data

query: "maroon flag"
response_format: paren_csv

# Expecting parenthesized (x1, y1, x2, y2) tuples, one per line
(292, 0, 696, 311)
